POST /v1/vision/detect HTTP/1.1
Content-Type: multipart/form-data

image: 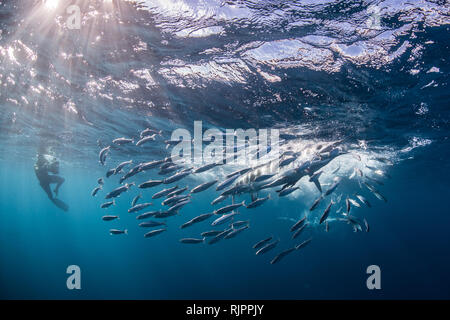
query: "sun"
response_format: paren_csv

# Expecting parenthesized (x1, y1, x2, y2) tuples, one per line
(44, 0, 59, 10)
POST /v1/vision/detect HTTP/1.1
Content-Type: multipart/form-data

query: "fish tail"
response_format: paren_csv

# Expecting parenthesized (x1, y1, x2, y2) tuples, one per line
(124, 229, 128, 235)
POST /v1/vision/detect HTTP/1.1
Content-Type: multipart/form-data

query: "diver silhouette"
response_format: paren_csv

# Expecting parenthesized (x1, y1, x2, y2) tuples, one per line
(34, 151, 69, 212)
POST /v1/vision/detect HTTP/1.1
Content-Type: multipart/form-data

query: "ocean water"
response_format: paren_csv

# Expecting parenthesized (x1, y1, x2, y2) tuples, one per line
(0, 0, 449, 299)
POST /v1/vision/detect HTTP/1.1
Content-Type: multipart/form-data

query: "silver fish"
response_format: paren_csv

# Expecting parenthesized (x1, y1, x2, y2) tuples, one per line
(106, 168, 115, 178)
(324, 179, 340, 196)
(99, 146, 110, 166)
(167, 199, 190, 213)
(162, 194, 190, 206)
(193, 162, 220, 173)
(139, 180, 163, 189)
(230, 220, 249, 228)
(208, 228, 233, 245)
(295, 238, 312, 250)
(144, 228, 166, 238)
(309, 196, 323, 211)
(179, 238, 205, 244)
(191, 180, 218, 194)
(102, 215, 119, 221)
(164, 170, 191, 184)
(140, 160, 165, 171)
(101, 200, 115, 209)
(224, 225, 249, 239)
(136, 211, 160, 220)
(253, 236, 273, 249)
(279, 157, 296, 167)
(254, 174, 275, 183)
(214, 201, 245, 215)
(153, 210, 178, 219)
(201, 230, 223, 237)
(152, 186, 178, 199)
(292, 223, 308, 240)
(364, 218, 369, 232)
(278, 186, 299, 197)
(91, 186, 102, 197)
(140, 128, 161, 138)
(166, 186, 188, 198)
(211, 195, 228, 205)
(348, 198, 361, 208)
(112, 137, 133, 145)
(226, 168, 251, 178)
(110, 229, 127, 235)
(120, 164, 142, 183)
(139, 221, 166, 228)
(346, 197, 351, 213)
(113, 160, 133, 175)
(255, 239, 279, 255)
(216, 174, 240, 191)
(105, 183, 133, 199)
(181, 212, 214, 229)
(290, 216, 307, 232)
(245, 195, 270, 209)
(136, 134, 156, 146)
(319, 201, 333, 224)
(356, 194, 371, 207)
(373, 190, 387, 202)
(131, 194, 142, 207)
(211, 211, 239, 226)
(128, 202, 153, 213)
(270, 247, 296, 264)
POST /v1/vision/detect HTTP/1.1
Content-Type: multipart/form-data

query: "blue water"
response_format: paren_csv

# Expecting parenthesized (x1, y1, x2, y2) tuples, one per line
(0, 0, 449, 299)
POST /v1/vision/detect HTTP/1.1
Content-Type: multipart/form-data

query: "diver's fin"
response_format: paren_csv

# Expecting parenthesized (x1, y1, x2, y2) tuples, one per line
(52, 198, 69, 212)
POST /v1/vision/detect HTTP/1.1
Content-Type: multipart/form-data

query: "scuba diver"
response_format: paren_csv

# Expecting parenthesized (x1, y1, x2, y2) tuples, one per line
(34, 150, 69, 212)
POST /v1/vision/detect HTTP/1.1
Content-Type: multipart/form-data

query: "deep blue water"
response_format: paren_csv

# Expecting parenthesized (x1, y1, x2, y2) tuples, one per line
(0, 0, 449, 299)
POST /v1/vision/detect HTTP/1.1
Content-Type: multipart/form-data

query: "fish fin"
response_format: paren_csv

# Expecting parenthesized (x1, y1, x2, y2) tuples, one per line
(312, 178, 322, 193)
(251, 193, 257, 202)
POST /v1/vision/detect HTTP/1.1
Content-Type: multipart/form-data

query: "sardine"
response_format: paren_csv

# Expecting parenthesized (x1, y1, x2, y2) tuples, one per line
(253, 236, 273, 249)
(295, 238, 312, 250)
(102, 215, 119, 221)
(214, 202, 245, 215)
(191, 180, 217, 194)
(101, 200, 115, 209)
(139, 180, 163, 189)
(112, 137, 133, 145)
(255, 239, 279, 255)
(270, 247, 295, 264)
(319, 201, 333, 224)
(128, 202, 153, 213)
(144, 228, 166, 238)
(224, 225, 249, 239)
(110, 229, 127, 235)
(179, 238, 205, 244)
(290, 216, 307, 232)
